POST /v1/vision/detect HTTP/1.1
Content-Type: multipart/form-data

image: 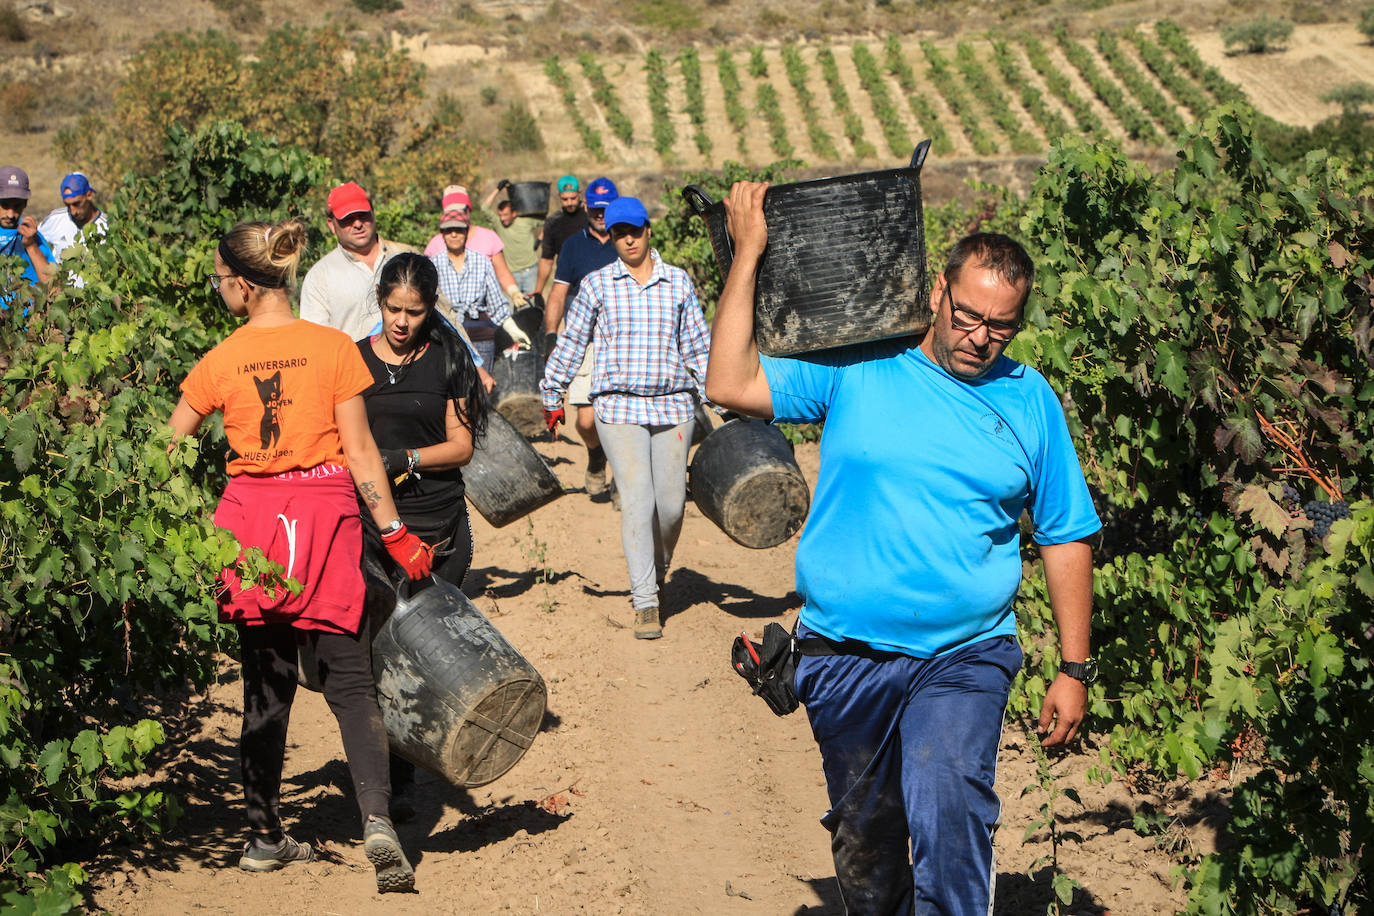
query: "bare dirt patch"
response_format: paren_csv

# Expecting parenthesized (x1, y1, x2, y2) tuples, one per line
(89, 433, 1200, 914)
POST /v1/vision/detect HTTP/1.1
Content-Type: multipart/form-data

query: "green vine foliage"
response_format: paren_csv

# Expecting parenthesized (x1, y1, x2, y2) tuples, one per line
(0, 120, 329, 909)
(1006, 106, 1373, 910)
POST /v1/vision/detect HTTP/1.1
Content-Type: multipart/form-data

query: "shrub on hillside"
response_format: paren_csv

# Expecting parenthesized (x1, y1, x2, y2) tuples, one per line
(0, 6, 27, 42)
(499, 102, 545, 152)
(0, 81, 39, 133)
(1362, 5, 1374, 44)
(55, 25, 480, 205)
(1321, 81, 1374, 117)
(1220, 18, 1294, 54)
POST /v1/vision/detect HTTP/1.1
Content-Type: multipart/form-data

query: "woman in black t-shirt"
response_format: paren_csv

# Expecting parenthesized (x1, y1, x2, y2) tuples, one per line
(359, 253, 489, 587)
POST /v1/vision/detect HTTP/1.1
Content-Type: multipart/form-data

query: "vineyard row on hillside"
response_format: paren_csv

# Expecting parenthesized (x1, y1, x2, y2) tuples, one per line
(534, 22, 1248, 167)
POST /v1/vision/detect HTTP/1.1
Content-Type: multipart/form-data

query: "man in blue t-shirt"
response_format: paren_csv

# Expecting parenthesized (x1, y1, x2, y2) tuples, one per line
(541, 176, 620, 497)
(0, 166, 56, 296)
(706, 182, 1100, 915)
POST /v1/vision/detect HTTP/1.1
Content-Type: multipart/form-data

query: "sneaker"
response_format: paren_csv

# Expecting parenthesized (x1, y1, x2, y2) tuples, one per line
(364, 816, 415, 893)
(634, 605, 662, 640)
(239, 834, 314, 872)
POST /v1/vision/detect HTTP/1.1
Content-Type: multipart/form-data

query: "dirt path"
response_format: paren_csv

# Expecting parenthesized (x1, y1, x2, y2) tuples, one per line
(89, 429, 1207, 914)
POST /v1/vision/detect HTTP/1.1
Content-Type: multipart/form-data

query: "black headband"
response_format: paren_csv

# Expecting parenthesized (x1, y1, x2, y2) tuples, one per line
(218, 236, 286, 289)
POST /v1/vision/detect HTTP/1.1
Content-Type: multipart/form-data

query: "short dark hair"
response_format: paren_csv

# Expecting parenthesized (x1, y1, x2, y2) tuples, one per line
(944, 233, 1035, 310)
(496, 199, 514, 210)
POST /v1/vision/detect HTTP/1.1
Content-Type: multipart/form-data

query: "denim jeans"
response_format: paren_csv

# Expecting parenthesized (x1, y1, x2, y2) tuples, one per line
(794, 629, 1023, 916)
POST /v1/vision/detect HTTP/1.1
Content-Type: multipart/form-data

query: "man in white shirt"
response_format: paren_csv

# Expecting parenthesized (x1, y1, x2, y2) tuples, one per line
(38, 172, 108, 289)
(301, 181, 493, 389)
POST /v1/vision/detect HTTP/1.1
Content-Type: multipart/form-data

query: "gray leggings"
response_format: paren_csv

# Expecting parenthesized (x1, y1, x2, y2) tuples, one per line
(594, 416, 694, 610)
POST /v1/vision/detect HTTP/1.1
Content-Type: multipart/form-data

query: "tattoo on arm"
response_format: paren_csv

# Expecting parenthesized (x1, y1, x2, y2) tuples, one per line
(359, 481, 382, 510)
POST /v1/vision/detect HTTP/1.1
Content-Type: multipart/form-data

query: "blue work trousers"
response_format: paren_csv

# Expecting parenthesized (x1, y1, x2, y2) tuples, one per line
(794, 630, 1023, 916)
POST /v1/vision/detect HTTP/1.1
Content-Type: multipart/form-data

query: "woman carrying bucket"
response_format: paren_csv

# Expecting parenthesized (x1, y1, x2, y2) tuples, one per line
(359, 252, 489, 591)
(539, 197, 711, 639)
(168, 219, 429, 892)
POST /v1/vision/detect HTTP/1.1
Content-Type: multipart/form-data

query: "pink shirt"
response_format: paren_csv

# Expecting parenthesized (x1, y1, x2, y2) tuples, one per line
(423, 224, 504, 258)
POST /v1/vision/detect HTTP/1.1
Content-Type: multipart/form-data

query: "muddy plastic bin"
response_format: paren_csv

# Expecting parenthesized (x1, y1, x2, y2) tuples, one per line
(682, 140, 932, 357)
(296, 573, 545, 787)
(689, 417, 810, 549)
(490, 347, 545, 438)
(507, 180, 551, 218)
(373, 576, 546, 786)
(465, 410, 563, 527)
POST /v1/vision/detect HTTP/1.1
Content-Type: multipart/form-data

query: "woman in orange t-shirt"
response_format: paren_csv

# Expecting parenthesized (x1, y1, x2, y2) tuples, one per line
(169, 218, 426, 893)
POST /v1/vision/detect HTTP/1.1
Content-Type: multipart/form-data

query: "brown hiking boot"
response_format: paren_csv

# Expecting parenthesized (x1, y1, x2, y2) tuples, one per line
(634, 605, 662, 640)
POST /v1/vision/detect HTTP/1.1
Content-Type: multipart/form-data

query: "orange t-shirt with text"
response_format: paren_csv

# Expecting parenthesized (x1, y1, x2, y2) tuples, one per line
(180, 320, 373, 476)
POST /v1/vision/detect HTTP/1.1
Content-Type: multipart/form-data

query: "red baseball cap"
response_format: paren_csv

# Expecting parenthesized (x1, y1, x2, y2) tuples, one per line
(327, 181, 372, 220)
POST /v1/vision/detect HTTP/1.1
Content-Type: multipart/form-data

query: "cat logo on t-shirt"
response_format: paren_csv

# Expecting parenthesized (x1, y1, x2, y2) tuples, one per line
(254, 371, 284, 448)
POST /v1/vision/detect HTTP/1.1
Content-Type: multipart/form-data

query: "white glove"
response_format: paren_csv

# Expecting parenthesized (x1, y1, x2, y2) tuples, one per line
(504, 283, 530, 310)
(500, 316, 532, 349)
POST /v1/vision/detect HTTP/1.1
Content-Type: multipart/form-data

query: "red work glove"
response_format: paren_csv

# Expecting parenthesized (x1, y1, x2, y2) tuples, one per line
(381, 523, 433, 580)
(544, 407, 565, 432)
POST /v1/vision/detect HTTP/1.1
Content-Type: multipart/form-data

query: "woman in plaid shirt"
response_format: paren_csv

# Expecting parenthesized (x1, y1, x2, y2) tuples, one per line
(540, 197, 711, 639)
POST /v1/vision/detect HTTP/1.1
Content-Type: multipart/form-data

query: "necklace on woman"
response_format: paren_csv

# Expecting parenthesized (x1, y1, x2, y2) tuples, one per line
(377, 340, 428, 385)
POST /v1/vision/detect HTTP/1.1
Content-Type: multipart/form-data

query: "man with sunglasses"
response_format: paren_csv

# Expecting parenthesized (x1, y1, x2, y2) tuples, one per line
(541, 176, 620, 498)
(300, 182, 420, 342)
(706, 182, 1100, 916)
(301, 182, 493, 392)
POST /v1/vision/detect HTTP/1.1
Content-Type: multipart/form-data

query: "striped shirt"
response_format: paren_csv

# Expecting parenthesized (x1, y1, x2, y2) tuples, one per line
(540, 250, 710, 426)
(430, 250, 511, 326)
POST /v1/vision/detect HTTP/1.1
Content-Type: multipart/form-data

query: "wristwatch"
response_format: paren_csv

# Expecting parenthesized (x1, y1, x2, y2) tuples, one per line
(380, 519, 404, 536)
(1058, 658, 1098, 684)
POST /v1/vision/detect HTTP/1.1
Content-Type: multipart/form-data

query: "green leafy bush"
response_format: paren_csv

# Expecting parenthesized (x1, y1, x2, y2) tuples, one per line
(499, 101, 544, 152)
(1220, 18, 1294, 54)
(0, 119, 329, 909)
(352, 0, 402, 12)
(1320, 81, 1374, 117)
(55, 25, 475, 204)
(1361, 5, 1374, 44)
(1009, 107, 1374, 910)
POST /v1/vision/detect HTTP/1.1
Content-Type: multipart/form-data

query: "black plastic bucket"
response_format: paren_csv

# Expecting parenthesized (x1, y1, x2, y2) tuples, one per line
(682, 141, 932, 357)
(465, 410, 563, 527)
(490, 347, 544, 438)
(689, 418, 810, 549)
(373, 576, 546, 787)
(507, 181, 551, 218)
(296, 573, 545, 787)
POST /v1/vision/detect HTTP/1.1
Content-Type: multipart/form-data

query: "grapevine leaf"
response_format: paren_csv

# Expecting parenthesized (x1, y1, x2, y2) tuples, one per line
(1238, 485, 1289, 537)
(37, 740, 68, 786)
(71, 730, 102, 775)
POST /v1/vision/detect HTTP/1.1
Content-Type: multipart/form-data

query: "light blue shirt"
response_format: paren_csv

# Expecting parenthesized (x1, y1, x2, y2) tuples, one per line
(763, 339, 1100, 658)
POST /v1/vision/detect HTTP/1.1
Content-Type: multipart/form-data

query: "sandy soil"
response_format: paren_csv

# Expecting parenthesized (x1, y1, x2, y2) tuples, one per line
(88, 427, 1214, 915)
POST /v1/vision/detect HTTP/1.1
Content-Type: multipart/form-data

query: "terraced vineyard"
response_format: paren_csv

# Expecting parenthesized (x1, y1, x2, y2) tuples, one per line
(522, 21, 1267, 170)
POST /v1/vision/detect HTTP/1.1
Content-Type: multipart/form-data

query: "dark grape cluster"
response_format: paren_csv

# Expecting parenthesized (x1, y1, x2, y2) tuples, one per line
(1304, 499, 1352, 539)
(1281, 482, 1301, 511)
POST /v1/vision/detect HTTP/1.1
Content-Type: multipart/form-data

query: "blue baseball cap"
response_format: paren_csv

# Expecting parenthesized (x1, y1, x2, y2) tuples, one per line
(604, 196, 649, 229)
(60, 172, 94, 199)
(556, 174, 579, 192)
(585, 177, 618, 209)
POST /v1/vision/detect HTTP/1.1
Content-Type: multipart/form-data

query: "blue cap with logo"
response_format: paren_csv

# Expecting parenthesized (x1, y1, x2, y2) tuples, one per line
(604, 196, 649, 229)
(585, 177, 619, 209)
(60, 172, 94, 199)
